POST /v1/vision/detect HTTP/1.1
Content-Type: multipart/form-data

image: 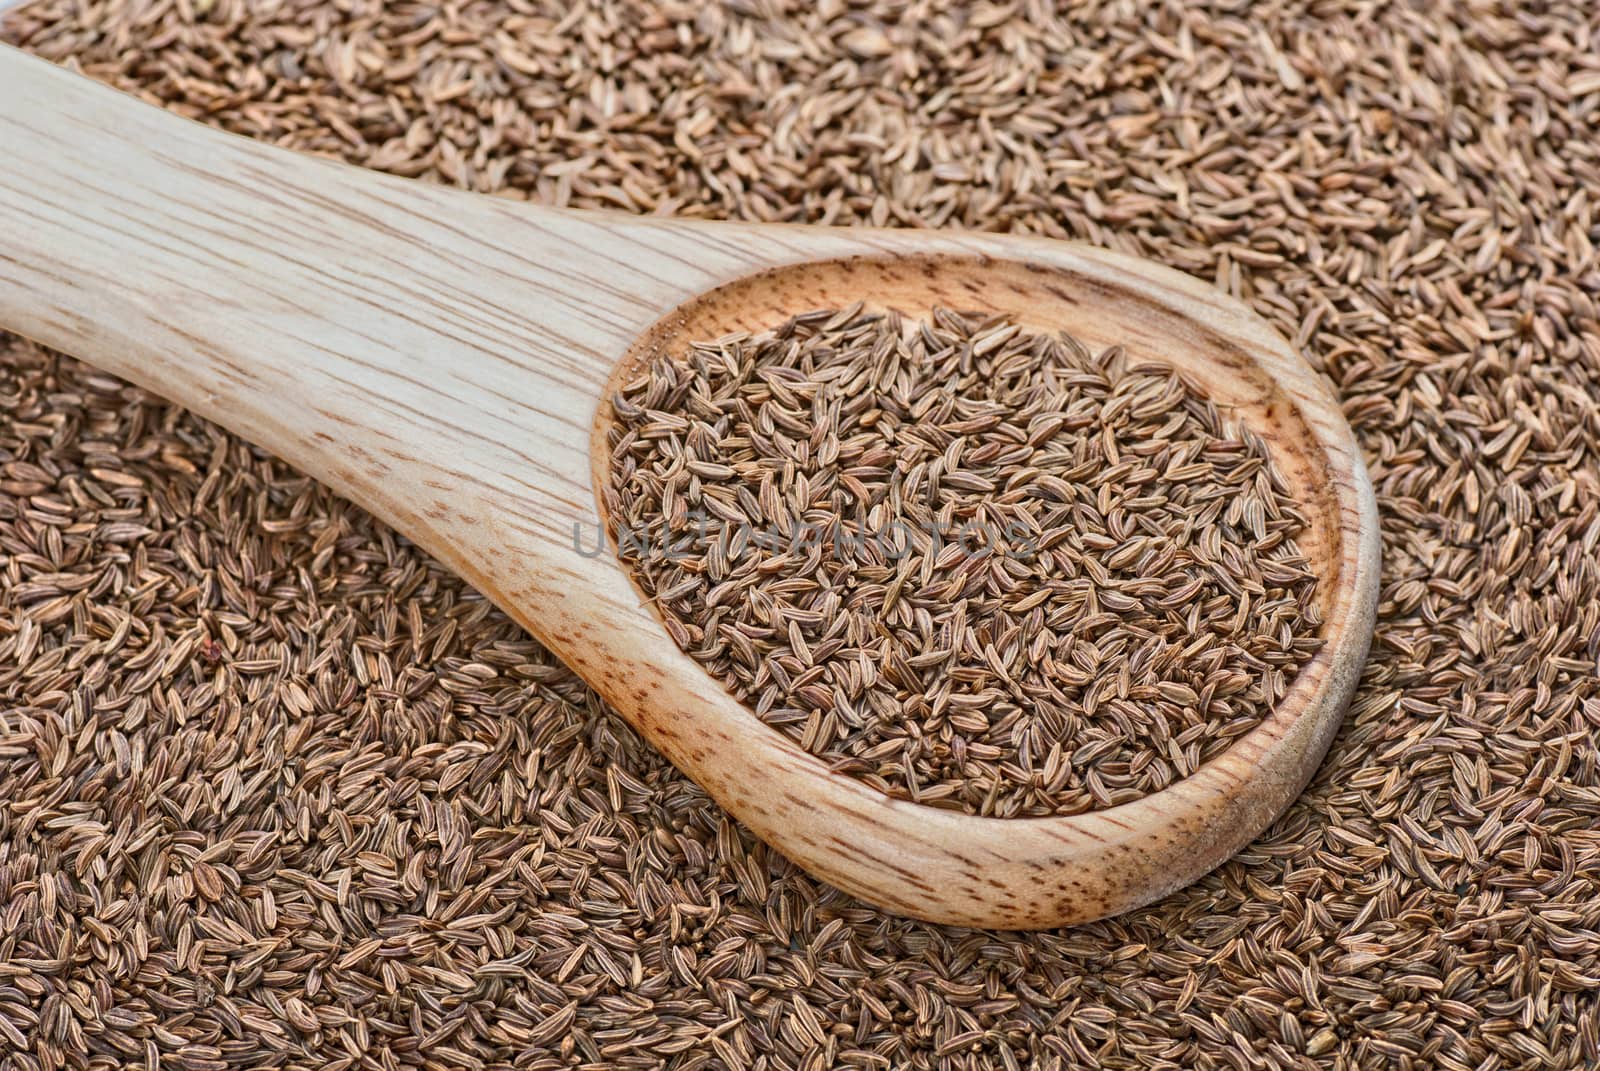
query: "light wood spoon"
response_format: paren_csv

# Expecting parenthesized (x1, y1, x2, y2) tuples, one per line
(0, 47, 1380, 929)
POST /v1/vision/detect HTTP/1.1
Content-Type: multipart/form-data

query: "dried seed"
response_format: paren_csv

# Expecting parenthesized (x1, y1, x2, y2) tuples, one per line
(4, 1, 1599, 1068)
(607, 308, 1322, 817)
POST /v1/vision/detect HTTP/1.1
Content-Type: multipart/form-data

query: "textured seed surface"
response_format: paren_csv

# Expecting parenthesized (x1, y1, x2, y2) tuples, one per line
(5, 1, 1600, 1069)
(605, 306, 1322, 817)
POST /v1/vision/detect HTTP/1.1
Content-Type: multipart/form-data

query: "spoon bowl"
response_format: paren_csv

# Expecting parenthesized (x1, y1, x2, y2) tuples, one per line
(0, 47, 1379, 928)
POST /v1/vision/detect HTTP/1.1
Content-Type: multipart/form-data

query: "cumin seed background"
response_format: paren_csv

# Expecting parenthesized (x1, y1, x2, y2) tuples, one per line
(2, 2, 1599, 1069)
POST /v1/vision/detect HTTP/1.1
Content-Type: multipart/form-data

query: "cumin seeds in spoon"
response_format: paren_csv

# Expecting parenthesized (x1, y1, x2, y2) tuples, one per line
(606, 306, 1324, 818)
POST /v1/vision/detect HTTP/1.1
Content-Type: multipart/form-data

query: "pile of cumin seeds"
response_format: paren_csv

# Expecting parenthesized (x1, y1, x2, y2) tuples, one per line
(605, 305, 1323, 817)
(7, 1, 1600, 1069)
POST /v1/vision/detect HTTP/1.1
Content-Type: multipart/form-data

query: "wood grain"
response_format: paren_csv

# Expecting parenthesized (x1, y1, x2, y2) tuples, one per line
(0, 46, 1380, 928)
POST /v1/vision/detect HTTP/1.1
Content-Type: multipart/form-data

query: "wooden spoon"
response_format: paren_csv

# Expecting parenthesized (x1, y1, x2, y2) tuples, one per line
(0, 47, 1379, 929)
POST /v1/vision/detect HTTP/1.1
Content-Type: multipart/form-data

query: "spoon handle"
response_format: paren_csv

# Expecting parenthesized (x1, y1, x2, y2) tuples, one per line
(3, 46, 602, 528)
(5, 46, 396, 435)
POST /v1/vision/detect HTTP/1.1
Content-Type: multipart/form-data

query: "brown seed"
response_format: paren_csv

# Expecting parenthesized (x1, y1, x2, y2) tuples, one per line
(606, 307, 1322, 817)
(4, 1, 1599, 1068)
